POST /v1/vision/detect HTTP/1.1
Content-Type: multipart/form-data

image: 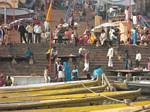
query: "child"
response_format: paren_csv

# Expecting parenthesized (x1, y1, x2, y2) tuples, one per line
(43, 66, 50, 83)
(57, 62, 64, 82)
(71, 65, 79, 80)
(5, 76, 12, 86)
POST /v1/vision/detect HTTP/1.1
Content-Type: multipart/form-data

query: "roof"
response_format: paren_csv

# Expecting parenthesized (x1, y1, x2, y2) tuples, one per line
(0, 8, 34, 16)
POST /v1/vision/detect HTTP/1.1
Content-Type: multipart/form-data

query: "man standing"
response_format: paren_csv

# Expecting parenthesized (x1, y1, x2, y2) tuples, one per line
(26, 23, 33, 43)
(18, 23, 27, 43)
(24, 47, 34, 64)
(107, 45, 114, 68)
(0, 26, 3, 45)
(43, 66, 50, 83)
(131, 28, 138, 46)
(124, 7, 129, 21)
(83, 49, 90, 78)
(34, 24, 42, 43)
(44, 20, 50, 32)
(135, 50, 142, 68)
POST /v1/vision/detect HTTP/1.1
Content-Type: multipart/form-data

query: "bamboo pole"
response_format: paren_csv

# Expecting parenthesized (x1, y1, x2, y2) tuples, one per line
(48, 0, 53, 80)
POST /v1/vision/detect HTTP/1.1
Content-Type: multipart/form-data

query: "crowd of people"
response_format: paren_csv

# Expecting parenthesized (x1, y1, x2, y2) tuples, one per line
(0, 2, 150, 84)
(0, 73, 12, 87)
(43, 46, 91, 82)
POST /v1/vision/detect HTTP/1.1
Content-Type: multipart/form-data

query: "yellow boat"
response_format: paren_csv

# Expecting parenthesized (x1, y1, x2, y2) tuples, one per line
(112, 82, 128, 91)
(0, 89, 141, 110)
(0, 84, 107, 98)
(0, 79, 101, 93)
(0, 85, 108, 103)
(90, 104, 150, 112)
(1, 100, 150, 112)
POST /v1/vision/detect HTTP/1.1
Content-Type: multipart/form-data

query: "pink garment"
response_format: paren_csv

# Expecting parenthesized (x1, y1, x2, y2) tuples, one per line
(85, 36, 89, 44)
(0, 79, 5, 87)
(64, 31, 72, 39)
(79, 36, 83, 44)
(148, 62, 150, 71)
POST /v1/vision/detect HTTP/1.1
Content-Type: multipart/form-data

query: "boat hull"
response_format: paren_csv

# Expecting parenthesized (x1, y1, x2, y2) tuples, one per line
(1, 101, 150, 112)
(127, 81, 150, 95)
(112, 82, 129, 91)
(0, 84, 107, 98)
(0, 90, 141, 110)
(0, 80, 101, 93)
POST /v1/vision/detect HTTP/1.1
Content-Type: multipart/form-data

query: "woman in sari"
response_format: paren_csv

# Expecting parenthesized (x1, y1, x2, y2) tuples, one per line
(64, 62, 71, 81)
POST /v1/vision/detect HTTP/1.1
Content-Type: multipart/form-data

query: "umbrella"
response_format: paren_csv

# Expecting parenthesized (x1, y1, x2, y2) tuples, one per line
(0, 8, 34, 16)
(91, 22, 118, 32)
(103, 0, 135, 6)
(9, 18, 33, 26)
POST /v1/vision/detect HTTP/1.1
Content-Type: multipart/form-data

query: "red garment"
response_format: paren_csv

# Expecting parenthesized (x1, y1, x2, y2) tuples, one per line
(64, 31, 72, 39)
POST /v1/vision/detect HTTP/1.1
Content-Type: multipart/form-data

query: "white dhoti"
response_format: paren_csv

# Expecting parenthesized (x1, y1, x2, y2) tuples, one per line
(108, 57, 113, 67)
(83, 62, 89, 72)
(58, 71, 64, 79)
(0, 38, 3, 45)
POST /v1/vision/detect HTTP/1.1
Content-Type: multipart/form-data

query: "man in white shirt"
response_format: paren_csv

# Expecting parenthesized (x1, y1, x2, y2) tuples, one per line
(132, 15, 137, 26)
(26, 23, 33, 43)
(124, 7, 129, 21)
(44, 21, 50, 32)
(107, 45, 114, 67)
(135, 50, 142, 67)
(109, 28, 116, 41)
(34, 24, 42, 43)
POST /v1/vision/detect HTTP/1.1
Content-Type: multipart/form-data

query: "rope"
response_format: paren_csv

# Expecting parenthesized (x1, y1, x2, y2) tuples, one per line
(80, 81, 127, 104)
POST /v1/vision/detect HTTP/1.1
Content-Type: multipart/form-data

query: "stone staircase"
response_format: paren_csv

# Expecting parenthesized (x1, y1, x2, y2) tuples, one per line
(0, 43, 150, 80)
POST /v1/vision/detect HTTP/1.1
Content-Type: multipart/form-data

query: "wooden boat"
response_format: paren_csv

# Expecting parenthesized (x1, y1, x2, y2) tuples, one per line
(0, 84, 107, 98)
(112, 82, 129, 91)
(0, 89, 141, 110)
(127, 81, 150, 95)
(0, 79, 101, 93)
(1, 100, 150, 112)
(89, 105, 150, 112)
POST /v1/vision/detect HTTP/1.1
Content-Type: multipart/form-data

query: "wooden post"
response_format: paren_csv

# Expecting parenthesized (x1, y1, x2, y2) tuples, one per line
(48, 0, 53, 80)
(12, 0, 17, 45)
(4, 7, 7, 25)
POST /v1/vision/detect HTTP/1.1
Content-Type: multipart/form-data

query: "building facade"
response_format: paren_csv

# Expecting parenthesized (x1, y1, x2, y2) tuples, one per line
(0, 0, 18, 8)
(132, 0, 150, 17)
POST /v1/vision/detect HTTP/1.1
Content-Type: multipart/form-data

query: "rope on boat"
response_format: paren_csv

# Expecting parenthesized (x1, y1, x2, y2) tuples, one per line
(80, 81, 127, 104)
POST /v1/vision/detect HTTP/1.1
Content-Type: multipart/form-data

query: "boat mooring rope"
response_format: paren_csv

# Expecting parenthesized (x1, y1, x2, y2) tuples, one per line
(80, 81, 128, 104)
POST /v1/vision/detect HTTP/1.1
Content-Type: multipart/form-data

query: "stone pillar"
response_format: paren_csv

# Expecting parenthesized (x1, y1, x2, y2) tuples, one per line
(119, 21, 128, 44)
(95, 15, 102, 27)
